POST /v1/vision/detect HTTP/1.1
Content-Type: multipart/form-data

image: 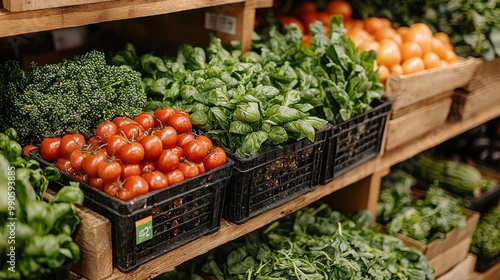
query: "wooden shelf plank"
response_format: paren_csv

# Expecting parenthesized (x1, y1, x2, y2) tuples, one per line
(379, 105, 500, 172)
(0, 0, 247, 38)
(99, 157, 378, 279)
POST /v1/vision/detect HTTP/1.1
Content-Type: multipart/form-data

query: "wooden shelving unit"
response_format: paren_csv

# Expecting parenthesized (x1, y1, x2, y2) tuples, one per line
(3, 0, 499, 279)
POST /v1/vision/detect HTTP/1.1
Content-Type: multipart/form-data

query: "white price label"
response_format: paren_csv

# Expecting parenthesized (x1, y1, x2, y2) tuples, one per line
(205, 12, 237, 35)
(51, 27, 87, 51)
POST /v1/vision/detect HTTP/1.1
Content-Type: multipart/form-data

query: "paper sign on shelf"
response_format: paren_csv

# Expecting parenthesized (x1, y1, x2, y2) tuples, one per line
(204, 12, 237, 35)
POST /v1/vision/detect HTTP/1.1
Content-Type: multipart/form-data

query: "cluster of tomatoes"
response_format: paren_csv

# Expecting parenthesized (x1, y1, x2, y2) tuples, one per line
(345, 17, 458, 81)
(278, 0, 353, 45)
(35, 107, 227, 201)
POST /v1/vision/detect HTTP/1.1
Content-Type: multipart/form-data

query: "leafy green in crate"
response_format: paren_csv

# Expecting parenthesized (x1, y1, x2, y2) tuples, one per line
(0, 128, 83, 279)
(0, 51, 146, 146)
(378, 171, 467, 244)
(471, 207, 500, 259)
(159, 203, 434, 279)
(110, 16, 383, 158)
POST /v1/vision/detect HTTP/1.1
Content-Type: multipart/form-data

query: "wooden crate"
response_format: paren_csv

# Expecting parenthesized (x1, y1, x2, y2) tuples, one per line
(451, 81, 500, 121)
(463, 58, 500, 92)
(470, 259, 500, 280)
(395, 210, 479, 260)
(385, 96, 453, 151)
(2, 0, 114, 12)
(437, 254, 476, 280)
(385, 58, 481, 112)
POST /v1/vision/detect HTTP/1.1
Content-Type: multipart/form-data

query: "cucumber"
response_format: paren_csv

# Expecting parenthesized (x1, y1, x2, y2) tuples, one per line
(414, 154, 485, 194)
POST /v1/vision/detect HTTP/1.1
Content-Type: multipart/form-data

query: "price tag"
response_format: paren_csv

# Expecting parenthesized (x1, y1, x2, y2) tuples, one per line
(135, 216, 153, 245)
(204, 12, 237, 35)
(51, 26, 87, 51)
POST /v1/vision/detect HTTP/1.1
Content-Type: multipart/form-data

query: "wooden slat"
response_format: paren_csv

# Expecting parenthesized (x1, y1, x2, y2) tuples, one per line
(0, 0, 246, 38)
(437, 254, 476, 280)
(2, 0, 113, 12)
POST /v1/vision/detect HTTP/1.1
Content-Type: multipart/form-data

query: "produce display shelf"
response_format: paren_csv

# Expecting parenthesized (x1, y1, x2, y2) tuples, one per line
(67, 100, 500, 280)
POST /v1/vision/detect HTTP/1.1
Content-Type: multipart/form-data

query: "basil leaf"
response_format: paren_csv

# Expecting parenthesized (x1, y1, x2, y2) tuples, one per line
(284, 120, 316, 142)
(265, 105, 307, 123)
(229, 121, 253, 135)
(210, 107, 230, 131)
(234, 102, 261, 123)
(268, 126, 288, 145)
(237, 131, 268, 158)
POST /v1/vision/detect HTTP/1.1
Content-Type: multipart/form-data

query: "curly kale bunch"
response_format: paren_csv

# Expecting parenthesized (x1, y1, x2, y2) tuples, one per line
(0, 51, 146, 145)
(471, 207, 500, 258)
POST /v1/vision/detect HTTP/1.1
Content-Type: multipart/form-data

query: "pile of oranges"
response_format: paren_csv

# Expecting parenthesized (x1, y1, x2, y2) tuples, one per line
(345, 17, 458, 82)
(277, 1, 459, 82)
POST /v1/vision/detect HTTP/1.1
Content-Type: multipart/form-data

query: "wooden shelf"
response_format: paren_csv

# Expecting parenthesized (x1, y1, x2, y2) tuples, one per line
(0, 0, 272, 38)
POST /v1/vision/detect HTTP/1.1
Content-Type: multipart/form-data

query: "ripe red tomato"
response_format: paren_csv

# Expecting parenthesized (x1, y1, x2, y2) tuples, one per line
(59, 133, 86, 159)
(69, 149, 87, 172)
(183, 139, 209, 162)
(112, 116, 138, 128)
(168, 112, 192, 133)
(87, 136, 103, 151)
(178, 162, 200, 179)
(139, 160, 157, 174)
(95, 121, 118, 143)
(139, 135, 163, 160)
(40, 137, 62, 161)
(153, 126, 178, 149)
(157, 149, 180, 173)
(203, 147, 227, 171)
(134, 112, 155, 131)
(165, 169, 184, 186)
(106, 134, 127, 156)
(195, 161, 205, 174)
(82, 150, 107, 177)
(70, 171, 89, 184)
(23, 145, 38, 157)
(197, 135, 213, 150)
(143, 171, 169, 191)
(55, 157, 72, 172)
(154, 107, 176, 127)
(173, 147, 184, 158)
(98, 159, 122, 183)
(176, 133, 195, 148)
(89, 177, 105, 190)
(118, 142, 145, 164)
(121, 163, 141, 179)
(118, 123, 144, 140)
(104, 175, 149, 201)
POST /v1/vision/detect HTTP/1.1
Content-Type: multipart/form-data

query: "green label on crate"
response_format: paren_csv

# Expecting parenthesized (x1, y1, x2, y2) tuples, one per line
(135, 216, 153, 244)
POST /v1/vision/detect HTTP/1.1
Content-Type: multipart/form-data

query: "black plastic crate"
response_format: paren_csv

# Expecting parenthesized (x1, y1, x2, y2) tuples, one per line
(475, 253, 500, 273)
(30, 149, 233, 272)
(223, 126, 329, 224)
(320, 97, 392, 184)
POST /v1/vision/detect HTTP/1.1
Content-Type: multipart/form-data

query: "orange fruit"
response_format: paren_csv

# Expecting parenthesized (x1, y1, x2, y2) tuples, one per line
(396, 26, 409, 37)
(315, 12, 330, 26)
(434, 32, 451, 45)
(358, 40, 380, 52)
(279, 17, 306, 34)
(364, 17, 384, 35)
(403, 27, 432, 53)
(377, 39, 402, 68)
(326, 0, 352, 20)
(431, 38, 448, 60)
(377, 65, 390, 83)
(444, 49, 458, 64)
(400, 41, 423, 61)
(301, 12, 319, 32)
(410, 23, 433, 38)
(402, 57, 425, 75)
(303, 34, 312, 47)
(393, 34, 403, 46)
(423, 52, 441, 69)
(379, 18, 392, 28)
(375, 26, 397, 42)
(390, 64, 404, 75)
(346, 27, 373, 47)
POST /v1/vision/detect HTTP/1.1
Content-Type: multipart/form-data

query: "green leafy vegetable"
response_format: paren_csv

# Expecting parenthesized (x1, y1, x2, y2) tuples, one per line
(471, 207, 500, 258)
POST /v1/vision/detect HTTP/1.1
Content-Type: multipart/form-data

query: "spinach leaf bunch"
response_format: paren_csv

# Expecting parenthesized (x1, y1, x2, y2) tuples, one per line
(471, 207, 500, 258)
(379, 172, 467, 244)
(350, 0, 500, 61)
(111, 36, 328, 158)
(179, 203, 434, 280)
